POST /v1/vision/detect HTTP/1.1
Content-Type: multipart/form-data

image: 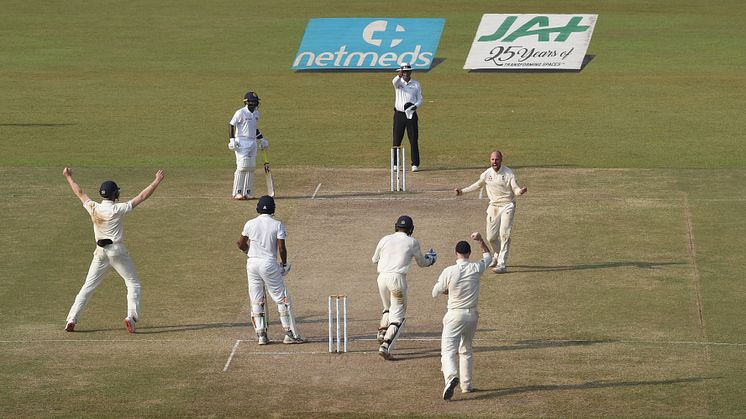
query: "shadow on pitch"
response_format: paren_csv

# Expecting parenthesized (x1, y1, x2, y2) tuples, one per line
(511, 260, 685, 273)
(462, 376, 717, 401)
(474, 338, 613, 354)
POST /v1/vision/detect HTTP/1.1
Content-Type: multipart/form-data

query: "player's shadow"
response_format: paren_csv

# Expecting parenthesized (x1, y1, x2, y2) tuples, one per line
(474, 338, 613, 354)
(511, 260, 685, 273)
(461, 376, 716, 401)
(134, 322, 247, 334)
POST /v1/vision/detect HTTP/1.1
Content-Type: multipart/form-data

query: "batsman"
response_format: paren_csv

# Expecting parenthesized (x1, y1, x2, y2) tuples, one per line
(236, 196, 304, 344)
(227, 90, 274, 200)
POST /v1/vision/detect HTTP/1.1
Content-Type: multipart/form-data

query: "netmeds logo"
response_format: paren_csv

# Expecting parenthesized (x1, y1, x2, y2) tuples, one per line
(292, 18, 445, 70)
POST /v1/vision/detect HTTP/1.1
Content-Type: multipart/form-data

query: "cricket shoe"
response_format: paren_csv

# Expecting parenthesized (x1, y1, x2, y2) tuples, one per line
(492, 266, 508, 274)
(283, 333, 306, 344)
(64, 321, 76, 332)
(378, 342, 392, 360)
(411, 165, 419, 172)
(488, 255, 499, 268)
(443, 377, 460, 401)
(257, 332, 269, 345)
(123, 317, 137, 333)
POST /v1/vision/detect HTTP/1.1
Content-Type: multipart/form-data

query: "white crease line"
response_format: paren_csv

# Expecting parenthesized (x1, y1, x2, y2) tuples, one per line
(222, 339, 241, 372)
(311, 183, 322, 199)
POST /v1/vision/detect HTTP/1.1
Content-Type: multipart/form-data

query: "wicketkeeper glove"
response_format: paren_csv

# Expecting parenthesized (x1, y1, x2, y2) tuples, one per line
(228, 138, 236, 150)
(425, 248, 437, 266)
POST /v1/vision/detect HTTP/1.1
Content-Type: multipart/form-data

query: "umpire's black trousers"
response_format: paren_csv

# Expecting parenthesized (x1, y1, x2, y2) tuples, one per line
(392, 110, 420, 167)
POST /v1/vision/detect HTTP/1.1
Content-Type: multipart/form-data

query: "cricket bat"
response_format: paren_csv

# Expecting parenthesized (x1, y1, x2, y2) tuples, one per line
(262, 149, 275, 197)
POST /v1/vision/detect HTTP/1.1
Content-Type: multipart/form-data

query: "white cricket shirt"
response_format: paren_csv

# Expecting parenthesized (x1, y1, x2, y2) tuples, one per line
(372, 231, 429, 274)
(431, 253, 491, 309)
(229, 107, 260, 140)
(83, 199, 133, 243)
(462, 166, 525, 205)
(392, 76, 423, 113)
(241, 214, 287, 261)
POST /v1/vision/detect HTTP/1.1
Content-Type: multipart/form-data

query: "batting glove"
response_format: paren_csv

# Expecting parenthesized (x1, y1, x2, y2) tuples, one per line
(259, 139, 269, 150)
(280, 263, 291, 276)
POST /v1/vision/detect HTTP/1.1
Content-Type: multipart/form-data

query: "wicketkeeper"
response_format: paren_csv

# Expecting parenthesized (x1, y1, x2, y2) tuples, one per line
(372, 215, 437, 360)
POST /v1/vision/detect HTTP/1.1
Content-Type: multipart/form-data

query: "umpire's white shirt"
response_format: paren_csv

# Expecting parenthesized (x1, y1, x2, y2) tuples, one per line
(242, 214, 286, 261)
(431, 253, 491, 309)
(84, 199, 133, 243)
(392, 76, 423, 113)
(230, 107, 260, 141)
(462, 166, 525, 206)
(372, 232, 429, 274)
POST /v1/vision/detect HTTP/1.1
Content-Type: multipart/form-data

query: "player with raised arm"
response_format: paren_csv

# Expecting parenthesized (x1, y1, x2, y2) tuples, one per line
(62, 167, 165, 333)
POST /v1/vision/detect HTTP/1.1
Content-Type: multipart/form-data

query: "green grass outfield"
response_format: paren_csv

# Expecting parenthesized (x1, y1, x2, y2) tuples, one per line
(1, 0, 745, 417)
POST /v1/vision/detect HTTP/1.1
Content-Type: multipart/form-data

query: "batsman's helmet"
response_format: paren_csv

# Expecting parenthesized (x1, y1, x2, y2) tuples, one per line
(395, 215, 414, 235)
(99, 180, 120, 199)
(244, 91, 260, 107)
(256, 195, 275, 214)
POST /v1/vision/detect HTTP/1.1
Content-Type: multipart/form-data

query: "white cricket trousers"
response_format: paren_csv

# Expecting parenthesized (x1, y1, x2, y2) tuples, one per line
(377, 272, 407, 328)
(232, 142, 257, 197)
(247, 258, 295, 332)
(441, 307, 478, 392)
(66, 244, 141, 323)
(486, 202, 516, 268)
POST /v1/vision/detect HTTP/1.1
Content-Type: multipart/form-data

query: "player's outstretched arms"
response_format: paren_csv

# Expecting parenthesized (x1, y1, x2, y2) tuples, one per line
(63, 167, 89, 203)
(131, 170, 165, 208)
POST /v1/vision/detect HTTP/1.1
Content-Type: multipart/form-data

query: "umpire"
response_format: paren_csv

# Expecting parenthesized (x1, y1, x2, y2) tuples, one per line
(392, 63, 424, 172)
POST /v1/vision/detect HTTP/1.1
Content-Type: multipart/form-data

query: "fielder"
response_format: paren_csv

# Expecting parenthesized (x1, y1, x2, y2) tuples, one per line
(373, 215, 437, 360)
(454, 150, 527, 273)
(236, 196, 305, 344)
(432, 232, 491, 400)
(62, 167, 165, 333)
(228, 90, 269, 200)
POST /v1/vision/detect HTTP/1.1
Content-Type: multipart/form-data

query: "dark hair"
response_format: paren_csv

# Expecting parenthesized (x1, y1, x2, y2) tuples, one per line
(455, 241, 471, 255)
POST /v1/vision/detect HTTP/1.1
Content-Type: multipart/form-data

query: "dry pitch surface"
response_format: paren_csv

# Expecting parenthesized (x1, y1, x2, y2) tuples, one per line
(2, 166, 743, 417)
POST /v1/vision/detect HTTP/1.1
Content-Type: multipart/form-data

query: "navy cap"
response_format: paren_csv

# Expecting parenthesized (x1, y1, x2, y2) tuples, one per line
(99, 180, 119, 199)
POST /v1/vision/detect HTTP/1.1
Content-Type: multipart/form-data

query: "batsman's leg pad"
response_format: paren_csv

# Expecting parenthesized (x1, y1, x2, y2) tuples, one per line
(233, 169, 248, 196)
(251, 302, 267, 334)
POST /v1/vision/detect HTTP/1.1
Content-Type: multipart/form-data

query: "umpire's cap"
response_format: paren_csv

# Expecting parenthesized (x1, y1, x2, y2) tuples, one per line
(398, 63, 413, 72)
(395, 215, 414, 235)
(99, 180, 120, 199)
(256, 195, 275, 214)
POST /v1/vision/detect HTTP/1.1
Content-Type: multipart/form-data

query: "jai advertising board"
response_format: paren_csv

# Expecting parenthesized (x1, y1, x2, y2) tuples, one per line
(464, 14, 598, 70)
(292, 18, 445, 70)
